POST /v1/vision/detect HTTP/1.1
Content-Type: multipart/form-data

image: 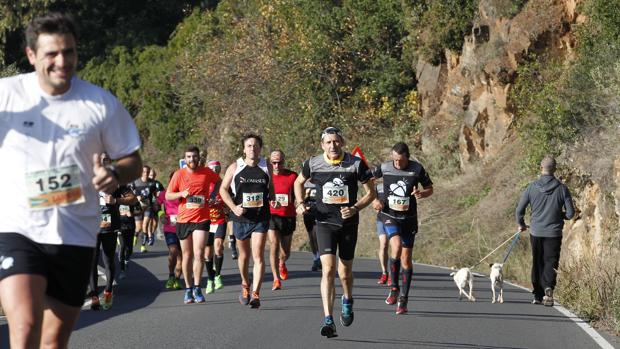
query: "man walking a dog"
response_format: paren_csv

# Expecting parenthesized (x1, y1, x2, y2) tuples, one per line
(516, 155, 575, 306)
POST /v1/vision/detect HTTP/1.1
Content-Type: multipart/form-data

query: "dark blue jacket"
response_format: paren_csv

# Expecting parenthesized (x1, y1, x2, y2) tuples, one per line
(515, 175, 575, 237)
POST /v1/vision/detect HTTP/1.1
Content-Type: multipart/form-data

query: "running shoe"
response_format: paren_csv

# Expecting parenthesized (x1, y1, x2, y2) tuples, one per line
(320, 317, 338, 338)
(205, 280, 215, 294)
(239, 285, 250, 305)
(101, 290, 113, 310)
(193, 286, 206, 303)
(279, 262, 289, 280)
(249, 291, 260, 309)
(165, 276, 175, 289)
(386, 287, 399, 305)
(214, 275, 224, 290)
(173, 278, 183, 290)
(184, 288, 194, 304)
(340, 296, 354, 327)
(396, 296, 408, 315)
(272, 279, 282, 291)
(140, 245, 147, 253)
(90, 294, 100, 311)
(141, 234, 148, 246)
(377, 273, 388, 285)
(148, 236, 155, 246)
(311, 259, 321, 272)
(133, 235, 138, 246)
(543, 287, 554, 307)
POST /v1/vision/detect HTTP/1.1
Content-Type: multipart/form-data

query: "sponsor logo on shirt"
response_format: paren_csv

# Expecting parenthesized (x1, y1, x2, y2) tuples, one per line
(239, 176, 266, 184)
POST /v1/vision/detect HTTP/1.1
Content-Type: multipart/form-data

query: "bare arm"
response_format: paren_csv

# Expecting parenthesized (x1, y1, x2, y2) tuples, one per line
(118, 190, 137, 205)
(341, 179, 377, 219)
(294, 173, 310, 215)
(219, 162, 245, 217)
(413, 185, 433, 199)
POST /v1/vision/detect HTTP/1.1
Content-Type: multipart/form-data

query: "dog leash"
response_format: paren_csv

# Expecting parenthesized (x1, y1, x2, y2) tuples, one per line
(468, 231, 520, 269)
(502, 231, 521, 263)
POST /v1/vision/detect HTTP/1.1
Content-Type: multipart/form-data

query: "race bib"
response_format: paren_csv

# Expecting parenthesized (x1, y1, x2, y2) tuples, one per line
(100, 213, 112, 228)
(388, 195, 410, 211)
(186, 195, 205, 209)
(170, 215, 177, 225)
(119, 205, 131, 215)
(275, 193, 289, 206)
(322, 184, 349, 204)
(242, 192, 264, 208)
(26, 164, 85, 209)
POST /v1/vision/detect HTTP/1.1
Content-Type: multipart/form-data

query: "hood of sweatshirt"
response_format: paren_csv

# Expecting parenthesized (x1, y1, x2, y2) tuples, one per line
(534, 175, 561, 194)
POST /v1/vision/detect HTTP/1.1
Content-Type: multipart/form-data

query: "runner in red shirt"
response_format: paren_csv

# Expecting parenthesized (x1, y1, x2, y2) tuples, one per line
(268, 150, 298, 290)
(166, 146, 221, 304)
(203, 160, 228, 294)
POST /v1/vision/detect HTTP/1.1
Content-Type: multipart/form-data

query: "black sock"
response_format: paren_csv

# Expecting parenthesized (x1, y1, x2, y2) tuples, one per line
(389, 258, 401, 289)
(214, 255, 224, 276)
(205, 259, 215, 281)
(400, 268, 413, 298)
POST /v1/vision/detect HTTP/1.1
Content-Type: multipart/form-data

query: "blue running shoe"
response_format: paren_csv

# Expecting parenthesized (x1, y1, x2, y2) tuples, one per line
(193, 286, 205, 303)
(184, 288, 194, 304)
(320, 317, 338, 338)
(340, 296, 354, 327)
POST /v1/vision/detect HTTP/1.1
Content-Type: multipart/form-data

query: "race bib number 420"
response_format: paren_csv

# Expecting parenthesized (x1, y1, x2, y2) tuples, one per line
(388, 195, 410, 211)
(322, 185, 349, 204)
(242, 192, 264, 208)
(186, 195, 205, 209)
(26, 164, 85, 209)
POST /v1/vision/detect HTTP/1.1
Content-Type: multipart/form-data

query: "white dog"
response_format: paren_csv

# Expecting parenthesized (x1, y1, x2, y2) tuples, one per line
(450, 267, 475, 302)
(489, 263, 504, 304)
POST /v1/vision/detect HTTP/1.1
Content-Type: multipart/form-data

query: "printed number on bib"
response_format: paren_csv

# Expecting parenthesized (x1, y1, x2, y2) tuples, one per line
(26, 164, 85, 209)
(186, 195, 205, 209)
(100, 214, 112, 228)
(322, 185, 349, 204)
(242, 192, 264, 208)
(275, 193, 289, 206)
(119, 205, 131, 215)
(388, 195, 410, 211)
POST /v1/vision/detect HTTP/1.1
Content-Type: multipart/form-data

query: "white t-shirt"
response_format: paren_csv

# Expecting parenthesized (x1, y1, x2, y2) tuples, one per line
(0, 72, 141, 247)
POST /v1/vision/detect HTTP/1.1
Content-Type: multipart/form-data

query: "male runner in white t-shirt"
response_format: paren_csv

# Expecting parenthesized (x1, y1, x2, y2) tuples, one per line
(0, 12, 142, 348)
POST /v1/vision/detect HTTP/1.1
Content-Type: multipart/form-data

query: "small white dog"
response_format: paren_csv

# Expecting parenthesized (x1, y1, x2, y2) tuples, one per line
(489, 263, 504, 304)
(450, 267, 475, 302)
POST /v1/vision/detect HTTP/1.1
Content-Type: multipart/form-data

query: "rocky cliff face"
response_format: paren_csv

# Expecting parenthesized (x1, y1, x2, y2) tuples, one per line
(416, 0, 619, 260)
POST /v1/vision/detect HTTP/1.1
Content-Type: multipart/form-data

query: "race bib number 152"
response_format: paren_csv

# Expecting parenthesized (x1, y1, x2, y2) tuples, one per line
(26, 164, 85, 209)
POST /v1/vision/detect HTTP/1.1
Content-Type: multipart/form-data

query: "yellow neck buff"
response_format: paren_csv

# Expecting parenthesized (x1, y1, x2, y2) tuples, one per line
(323, 152, 344, 165)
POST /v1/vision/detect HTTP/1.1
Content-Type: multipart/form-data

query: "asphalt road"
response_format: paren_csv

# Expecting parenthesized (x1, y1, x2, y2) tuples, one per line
(0, 242, 617, 349)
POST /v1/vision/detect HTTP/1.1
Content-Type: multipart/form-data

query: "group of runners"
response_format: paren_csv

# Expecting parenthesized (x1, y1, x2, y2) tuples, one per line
(0, 11, 437, 346)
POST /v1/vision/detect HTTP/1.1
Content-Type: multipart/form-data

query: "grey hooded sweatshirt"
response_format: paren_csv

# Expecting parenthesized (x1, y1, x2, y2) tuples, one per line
(515, 175, 575, 237)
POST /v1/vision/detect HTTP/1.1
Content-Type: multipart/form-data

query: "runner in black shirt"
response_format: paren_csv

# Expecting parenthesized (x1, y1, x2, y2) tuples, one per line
(294, 127, 376, 338)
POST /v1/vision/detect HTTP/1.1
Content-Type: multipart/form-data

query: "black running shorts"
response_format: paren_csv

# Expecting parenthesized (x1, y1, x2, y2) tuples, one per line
(316, 222, 358, 260)
(0, 233, 94, 307)
(269, 215, 296, 236)
(176, 221, 210, 240)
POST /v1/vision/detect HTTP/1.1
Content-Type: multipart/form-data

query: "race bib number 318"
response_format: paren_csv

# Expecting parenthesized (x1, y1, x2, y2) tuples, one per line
(26, 164, 85, 209)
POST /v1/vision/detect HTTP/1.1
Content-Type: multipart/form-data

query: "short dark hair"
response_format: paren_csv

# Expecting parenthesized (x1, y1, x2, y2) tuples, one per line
(242, 133, 263, 148)
(185, 145, 200, 155)
(391, 142, 410, 158)
(142, 165, 151, 171)
(26, 12, 77, 51)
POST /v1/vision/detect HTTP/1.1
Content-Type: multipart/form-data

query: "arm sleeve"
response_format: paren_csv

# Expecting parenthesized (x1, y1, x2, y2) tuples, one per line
(357, 159, 372, 184)
(515, 186, 530, 227)
(302, 160, 311, 179)
(563, 185, 575, 220)
(418, 165, 433, 188)
(101, 96, 141, 160)
(168, 171, 181, 193)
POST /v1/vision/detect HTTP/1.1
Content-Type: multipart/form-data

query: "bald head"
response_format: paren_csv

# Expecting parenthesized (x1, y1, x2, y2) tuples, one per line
(540, 156, 556, 175)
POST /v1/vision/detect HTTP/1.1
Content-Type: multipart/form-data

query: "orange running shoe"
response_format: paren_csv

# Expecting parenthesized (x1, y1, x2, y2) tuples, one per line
(239, 285, 250, 305)
(279, 262, 288, 280)
(272, 279, 282, 290)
